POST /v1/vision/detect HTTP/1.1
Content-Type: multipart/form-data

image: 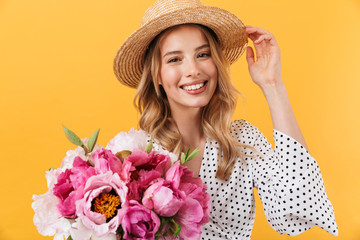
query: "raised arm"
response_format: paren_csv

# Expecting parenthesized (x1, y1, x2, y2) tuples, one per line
(245, 26, 308, 150)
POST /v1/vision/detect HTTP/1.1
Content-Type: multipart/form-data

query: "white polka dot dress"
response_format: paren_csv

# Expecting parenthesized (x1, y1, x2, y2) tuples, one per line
(150, 119, 338, 239)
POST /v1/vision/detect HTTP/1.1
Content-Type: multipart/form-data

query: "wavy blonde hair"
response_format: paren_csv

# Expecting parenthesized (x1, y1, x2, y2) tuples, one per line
(134, 24, 248, 180)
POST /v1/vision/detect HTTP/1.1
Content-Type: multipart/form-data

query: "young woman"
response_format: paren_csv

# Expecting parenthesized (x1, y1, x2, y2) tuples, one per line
(113, 0, 338, 239)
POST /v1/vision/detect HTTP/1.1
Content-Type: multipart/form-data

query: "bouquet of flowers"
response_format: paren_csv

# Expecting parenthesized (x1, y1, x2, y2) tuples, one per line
(32, 127, 210, 240)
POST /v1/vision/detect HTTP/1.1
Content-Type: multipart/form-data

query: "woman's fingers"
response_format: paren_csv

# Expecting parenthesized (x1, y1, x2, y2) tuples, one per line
(254, 34, 273, 44)
(246, 46, 255, 65)
(245, 28, 266, 58)
(245, 26, 270, 35)
(246, 26, 273, 43)
(244, 25, 282, 88)
(245, 26, 279, 60)
(246, 26, 278, 45)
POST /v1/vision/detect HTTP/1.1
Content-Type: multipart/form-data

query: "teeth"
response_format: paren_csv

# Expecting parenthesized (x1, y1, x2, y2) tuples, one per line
(183, 82, 204, 91)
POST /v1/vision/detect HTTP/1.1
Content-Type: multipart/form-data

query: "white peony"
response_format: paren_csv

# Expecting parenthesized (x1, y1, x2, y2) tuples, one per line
(45, 168, 62, 190)
(32, 191, 72, 238)
(106, 128, 147, 154)
(70, 218, 117, 240)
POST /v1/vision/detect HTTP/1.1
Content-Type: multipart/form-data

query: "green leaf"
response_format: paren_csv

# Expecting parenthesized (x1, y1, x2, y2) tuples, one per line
(161, 217, 169, 225)
(88, 128, 100, 152)
(66, 236, 73, 240)
(120, 150, 132, 158)
(62, 125, 84, 147)
(180, 152, 186, 165)
(116, 225, 124, 236)
(48, 168, 56, 171)
(115, 150, 132, 162)
(185, 148, 200, 162)
(145, 141, 153, 153)
(155, 217, 169, 239)
(185, 147, 190, 158)
(171, 219, 181, 236)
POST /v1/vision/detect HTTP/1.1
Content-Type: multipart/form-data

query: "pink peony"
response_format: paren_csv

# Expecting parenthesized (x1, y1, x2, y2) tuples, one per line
(76, 172, 127, 237)
(179, 176, 211, 225)
(142, 178, 186, 217)
(125, 149, 152, 167)
(124, 150, 171, 202)
(174, 198, 204, 240)
(119, 200, 160, 240)
(125, 150, 171, 173)
(93, 149, 122, 173)
(165, 162, 192, 188)
(143, 152, 172, 174)
(93, 148, 131, 183)
(166, 162, 210, 223)
(165, 162, 211, 239)
(53, 157, 96, 218)
(127, 169, 161, 202)
(138, 169, 162, 187)
(156, 149, 179, 165)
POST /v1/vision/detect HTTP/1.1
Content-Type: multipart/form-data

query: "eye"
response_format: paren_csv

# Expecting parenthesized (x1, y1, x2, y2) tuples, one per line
(167, 57, 181, 63)
(197, 52, 211, 58)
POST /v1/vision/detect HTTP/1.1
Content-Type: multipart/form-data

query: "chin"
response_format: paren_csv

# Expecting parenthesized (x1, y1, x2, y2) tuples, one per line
(188, 99, 212, 108)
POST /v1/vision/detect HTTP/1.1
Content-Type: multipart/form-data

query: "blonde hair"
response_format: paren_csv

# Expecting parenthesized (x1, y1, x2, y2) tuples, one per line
(134, 24, 248, 180)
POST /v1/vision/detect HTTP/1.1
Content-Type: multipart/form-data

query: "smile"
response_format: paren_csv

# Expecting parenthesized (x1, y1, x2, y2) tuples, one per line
(181, 81, 208, 91)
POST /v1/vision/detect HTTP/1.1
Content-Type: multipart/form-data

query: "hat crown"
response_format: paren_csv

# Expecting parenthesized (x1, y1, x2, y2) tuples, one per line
(141, 0, 204, 26)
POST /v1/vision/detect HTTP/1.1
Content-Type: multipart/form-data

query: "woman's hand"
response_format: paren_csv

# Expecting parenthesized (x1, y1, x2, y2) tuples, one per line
(245, 26, 283, 92)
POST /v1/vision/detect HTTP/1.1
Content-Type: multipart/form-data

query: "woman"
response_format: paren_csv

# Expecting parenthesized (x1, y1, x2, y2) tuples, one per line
(113, 0, 338, 239)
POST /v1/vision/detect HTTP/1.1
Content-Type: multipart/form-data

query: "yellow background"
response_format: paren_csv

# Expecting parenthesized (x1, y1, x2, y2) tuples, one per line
(1, 0, 359, 239)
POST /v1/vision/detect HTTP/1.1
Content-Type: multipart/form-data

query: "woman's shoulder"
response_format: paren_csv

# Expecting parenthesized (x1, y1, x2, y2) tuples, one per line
(230, 119, 262, 145)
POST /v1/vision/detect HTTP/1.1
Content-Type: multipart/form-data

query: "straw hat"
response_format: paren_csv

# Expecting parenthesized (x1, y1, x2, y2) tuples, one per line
(113, 0, 248, 88)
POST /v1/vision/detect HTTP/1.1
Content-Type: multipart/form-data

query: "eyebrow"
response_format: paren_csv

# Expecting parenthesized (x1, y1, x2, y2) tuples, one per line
(162, 44, 210, 58)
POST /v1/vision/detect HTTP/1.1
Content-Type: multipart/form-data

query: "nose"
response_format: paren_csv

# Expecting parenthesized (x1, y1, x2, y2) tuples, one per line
(184, 59, 200, 78)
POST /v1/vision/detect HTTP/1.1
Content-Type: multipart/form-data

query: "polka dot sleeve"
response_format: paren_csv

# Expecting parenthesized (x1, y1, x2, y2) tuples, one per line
(251, 125, 338, 236)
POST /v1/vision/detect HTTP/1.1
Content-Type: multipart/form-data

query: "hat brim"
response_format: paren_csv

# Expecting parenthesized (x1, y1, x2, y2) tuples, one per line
(113, 6, 248, 88)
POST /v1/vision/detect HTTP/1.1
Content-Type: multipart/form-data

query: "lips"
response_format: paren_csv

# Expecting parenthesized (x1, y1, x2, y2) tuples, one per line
(180, 80, 208, 90)
(182, 82, 204, 90)
(180, 80, 208, 94)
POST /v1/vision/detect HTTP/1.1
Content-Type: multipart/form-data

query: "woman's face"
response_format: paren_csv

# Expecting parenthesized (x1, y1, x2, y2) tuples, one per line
(158, 25, 218, 114)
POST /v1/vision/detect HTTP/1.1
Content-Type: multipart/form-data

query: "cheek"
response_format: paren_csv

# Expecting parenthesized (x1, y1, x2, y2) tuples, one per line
(160, 66, 182, 87)
(211, 67, 218, 82)
(205, 60, 218, 81)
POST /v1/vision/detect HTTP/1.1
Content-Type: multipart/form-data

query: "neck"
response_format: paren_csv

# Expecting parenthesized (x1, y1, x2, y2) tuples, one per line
(171, 107, 204, 149)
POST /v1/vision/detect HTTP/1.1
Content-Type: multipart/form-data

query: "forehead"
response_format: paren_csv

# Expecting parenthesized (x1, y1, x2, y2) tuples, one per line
(159, 25, 209, 52)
